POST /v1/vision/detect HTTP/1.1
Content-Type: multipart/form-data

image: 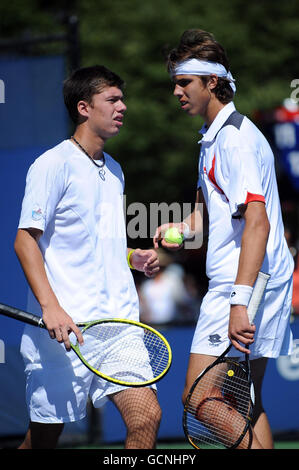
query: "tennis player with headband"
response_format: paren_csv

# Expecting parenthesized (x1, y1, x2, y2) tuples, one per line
(15, 65, 162, 449)
(154, 29, 294, 448)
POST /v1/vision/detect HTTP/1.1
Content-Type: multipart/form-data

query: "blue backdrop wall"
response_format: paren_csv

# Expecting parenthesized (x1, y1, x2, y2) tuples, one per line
(0, 56, 298, 445)
(101, 322, 299, 444)
(0, 55, 70, 437)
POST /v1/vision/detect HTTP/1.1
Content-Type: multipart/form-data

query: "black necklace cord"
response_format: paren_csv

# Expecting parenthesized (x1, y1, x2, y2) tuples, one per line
(71, 136, 106, 180)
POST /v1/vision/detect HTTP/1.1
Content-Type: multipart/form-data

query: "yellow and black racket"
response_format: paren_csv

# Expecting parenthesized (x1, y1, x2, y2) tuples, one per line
(0, 303, 172, 387)
(183, 271, 270, 449)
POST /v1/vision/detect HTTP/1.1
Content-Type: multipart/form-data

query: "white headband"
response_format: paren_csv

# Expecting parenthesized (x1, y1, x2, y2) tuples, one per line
(173, 58, 236, 93)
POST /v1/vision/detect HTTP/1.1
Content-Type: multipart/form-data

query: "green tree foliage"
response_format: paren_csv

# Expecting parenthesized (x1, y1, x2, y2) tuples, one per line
(1, 0, 298, 283)
(76, 0, 299, 207)
(1, 0, 299, 206)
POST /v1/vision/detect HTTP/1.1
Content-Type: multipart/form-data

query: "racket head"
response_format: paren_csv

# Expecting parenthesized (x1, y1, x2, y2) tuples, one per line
(183, 354, 254, 449)
(71, 318, 172, 387)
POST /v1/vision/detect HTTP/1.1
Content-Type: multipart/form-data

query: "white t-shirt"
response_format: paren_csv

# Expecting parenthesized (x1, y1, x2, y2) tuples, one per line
(18, 139, 139, 322)
(140, 265, 188, 324)
(198, 102, 294, 291)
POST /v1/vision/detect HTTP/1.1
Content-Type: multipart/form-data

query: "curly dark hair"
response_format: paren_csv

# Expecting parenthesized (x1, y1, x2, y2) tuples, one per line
(167, 29, 234, 104)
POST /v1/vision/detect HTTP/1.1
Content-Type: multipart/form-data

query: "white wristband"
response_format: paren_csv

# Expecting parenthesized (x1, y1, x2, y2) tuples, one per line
(182, 222, 191, 239)
(230, 284, 253, 306)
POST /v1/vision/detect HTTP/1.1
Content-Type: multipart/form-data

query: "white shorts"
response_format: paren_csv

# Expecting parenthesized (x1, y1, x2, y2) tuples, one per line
(191, 276, 293, 359)
(20, 325, 155, 424)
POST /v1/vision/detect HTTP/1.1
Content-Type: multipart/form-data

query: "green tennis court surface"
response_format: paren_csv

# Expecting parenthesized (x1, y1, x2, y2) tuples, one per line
(64, 439, 299, 449)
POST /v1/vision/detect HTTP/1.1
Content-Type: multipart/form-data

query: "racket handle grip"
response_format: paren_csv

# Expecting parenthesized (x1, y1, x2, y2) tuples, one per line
(247, 272, 270, 324)
(0, 303, 44, 327)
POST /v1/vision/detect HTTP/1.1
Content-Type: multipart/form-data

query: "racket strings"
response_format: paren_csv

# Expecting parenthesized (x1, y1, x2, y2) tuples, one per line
(78, 322, 170, 383)
(185, 361, 252, 449)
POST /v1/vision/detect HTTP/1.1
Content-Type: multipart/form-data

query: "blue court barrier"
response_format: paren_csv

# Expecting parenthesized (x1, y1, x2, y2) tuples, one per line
(0, 55, 298, 445)
(1, 319, 298, 442)
(101, 318, 299, 443)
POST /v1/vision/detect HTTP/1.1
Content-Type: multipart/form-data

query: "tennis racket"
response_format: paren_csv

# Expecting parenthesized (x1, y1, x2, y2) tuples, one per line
(183, 271, 270, 449)
(0, 303, 172, 387)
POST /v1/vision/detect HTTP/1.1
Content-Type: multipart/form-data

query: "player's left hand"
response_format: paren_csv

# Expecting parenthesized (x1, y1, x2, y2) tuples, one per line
(130, 248, 160, 278)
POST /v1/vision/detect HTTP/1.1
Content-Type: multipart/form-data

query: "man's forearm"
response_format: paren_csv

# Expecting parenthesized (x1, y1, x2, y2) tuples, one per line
(183, 205, 203, 236)
(14, 229, 83, 349)
(183, 189, 205, 238)
(14, 229, 59, 310)
(235, 203, 270, 286)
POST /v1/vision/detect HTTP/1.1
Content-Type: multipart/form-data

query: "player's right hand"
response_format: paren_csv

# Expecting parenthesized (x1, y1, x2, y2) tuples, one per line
(42, 305, 84, 351)
(228, 305, 256, 354)
(153, 223, 185, 251)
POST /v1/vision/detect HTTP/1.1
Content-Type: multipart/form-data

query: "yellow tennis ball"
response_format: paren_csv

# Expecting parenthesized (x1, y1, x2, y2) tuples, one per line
(164, 227, 184, 245)
(227, 370, 234, 377)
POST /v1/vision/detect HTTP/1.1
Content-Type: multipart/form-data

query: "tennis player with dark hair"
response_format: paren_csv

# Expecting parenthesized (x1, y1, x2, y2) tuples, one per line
(154, 29, 294, 449)
(15, 65, 161, 449)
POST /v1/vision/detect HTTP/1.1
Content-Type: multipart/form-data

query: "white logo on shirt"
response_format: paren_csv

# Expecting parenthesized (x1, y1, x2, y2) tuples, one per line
(32, 205, 43, 221)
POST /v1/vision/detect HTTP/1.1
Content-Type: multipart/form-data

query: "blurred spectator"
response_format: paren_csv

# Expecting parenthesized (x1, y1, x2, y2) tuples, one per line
(138, 249, 200, 325)
(293, 259, 299, 316)
(285, 227, 299, 316)
(274, 98, 299, 123)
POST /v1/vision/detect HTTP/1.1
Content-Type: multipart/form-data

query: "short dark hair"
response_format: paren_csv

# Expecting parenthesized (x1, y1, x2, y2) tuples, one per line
(167, 29, 234, 104)
(63, 65, 125, 124)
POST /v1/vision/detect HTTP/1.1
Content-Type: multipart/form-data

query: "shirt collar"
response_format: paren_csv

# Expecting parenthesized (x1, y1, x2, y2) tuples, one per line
(198, 101, 236, 143)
